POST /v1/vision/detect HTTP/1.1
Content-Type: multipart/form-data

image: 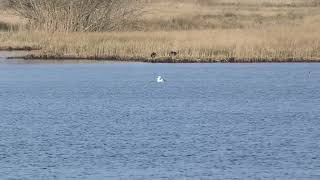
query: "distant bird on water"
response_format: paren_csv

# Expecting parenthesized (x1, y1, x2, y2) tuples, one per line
(156, 76, 166, 83)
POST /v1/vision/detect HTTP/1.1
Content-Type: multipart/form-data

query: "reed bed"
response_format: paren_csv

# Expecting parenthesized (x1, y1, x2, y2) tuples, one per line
(1, 23, 320, 62)
(1, 0, 320, 62)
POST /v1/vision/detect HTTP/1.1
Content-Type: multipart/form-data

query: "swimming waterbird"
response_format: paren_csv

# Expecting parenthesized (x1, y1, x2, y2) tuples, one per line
(157, 76, 166, 83)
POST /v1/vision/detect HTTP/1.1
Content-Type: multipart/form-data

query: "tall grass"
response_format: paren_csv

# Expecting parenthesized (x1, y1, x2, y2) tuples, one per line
(1, 23, 320, 62)
(1, 0, 320, 62)
(139, 0, 320, 31)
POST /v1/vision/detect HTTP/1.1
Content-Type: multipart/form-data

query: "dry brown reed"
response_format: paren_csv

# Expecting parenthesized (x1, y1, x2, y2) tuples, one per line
(1, 0, 320, 62)
(1, 22, 320, 62)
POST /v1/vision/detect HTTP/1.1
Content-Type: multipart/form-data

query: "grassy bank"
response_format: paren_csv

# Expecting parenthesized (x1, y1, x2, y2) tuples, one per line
(1, 0, 320, 62)
(2, 24, 320, 62)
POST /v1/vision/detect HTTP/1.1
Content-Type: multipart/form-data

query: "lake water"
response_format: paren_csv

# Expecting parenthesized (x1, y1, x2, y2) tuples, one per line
(1, 56, 320, 179)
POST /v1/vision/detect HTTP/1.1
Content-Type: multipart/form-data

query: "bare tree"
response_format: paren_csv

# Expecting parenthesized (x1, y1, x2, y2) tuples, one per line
(9, 0, 143, 32)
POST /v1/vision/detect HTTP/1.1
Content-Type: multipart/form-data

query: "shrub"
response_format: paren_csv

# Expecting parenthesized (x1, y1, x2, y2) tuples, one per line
(8, 0, 143, 32)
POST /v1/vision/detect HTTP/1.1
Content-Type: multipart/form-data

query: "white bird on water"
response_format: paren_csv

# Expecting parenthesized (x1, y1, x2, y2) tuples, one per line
(156, 76, 166, 83)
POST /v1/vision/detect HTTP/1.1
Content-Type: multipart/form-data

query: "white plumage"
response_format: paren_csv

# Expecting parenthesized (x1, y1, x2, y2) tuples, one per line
(156, 76, 165, 83)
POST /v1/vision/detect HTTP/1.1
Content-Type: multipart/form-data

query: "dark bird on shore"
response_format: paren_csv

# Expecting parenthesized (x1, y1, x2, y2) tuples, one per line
(169, 51, 178, 57)
(151, 52, 157, 58)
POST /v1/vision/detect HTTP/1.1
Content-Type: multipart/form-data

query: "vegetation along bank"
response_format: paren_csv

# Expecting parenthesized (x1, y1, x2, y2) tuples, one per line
(1, 0, 320, 62)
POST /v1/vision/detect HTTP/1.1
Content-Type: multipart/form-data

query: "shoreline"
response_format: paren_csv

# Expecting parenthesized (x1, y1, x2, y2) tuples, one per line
(6, 54, 320, 63)
(2, 27, 320, 64)
(2, 47, 320, 63)
(0, 46, 40, 51)
(2, 1, 320, 64)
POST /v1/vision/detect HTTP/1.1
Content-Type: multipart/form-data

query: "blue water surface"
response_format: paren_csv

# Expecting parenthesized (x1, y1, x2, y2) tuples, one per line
(0, 57, 320, 180)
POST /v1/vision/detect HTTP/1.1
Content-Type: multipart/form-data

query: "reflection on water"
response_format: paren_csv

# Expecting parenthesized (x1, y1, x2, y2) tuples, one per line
(1, 58, 129, 64)
(0, 51, 31, 60)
